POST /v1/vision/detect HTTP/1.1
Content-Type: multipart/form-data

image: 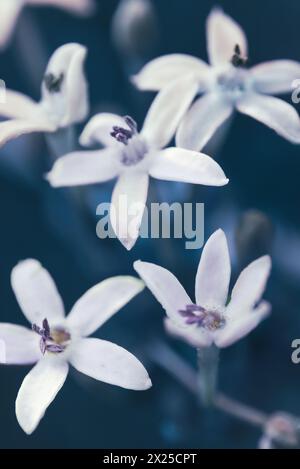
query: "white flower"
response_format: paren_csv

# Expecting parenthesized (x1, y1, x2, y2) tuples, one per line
(46, 110, 229, 250)
(0, 0, 96, 50)
(133, 7, 300, 149)
(0, 43, 89, 147)
(134, 229, 271, 348)
(0, 259, 151, 434)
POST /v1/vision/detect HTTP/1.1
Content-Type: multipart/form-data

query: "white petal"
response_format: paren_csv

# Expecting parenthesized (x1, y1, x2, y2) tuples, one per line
(226, 255, 271, 318)
(132, 54, 210, 91)
(11, 259, 65, 326)
(69, 338, 151, 390)
(134, 260, 192, 325)
(16, 357, 69, 435)
(41, 43, 89, 127)
(236, 93, 300, 143)
(0, 90, 39, 119)
(251, 60, 300, 95)
(141, 75, 199, 149)
(149, 147, 229, 186)
(111, 171, 149, 250)
(206, 7, 248, 66)
(0, 118, 55, 148)
(164, 318, 212, 348)
(214, 301, 271, 348)
(80, 113, 128, 148)
(0, 0, 23, 50)
(28, 0, 96, 16)
(176, 93, 233, 151)
(0, 324, 40, 365)
(66, 276, 144, 337)
(195, 229, 231, 309)
(46, 148, 120, 187)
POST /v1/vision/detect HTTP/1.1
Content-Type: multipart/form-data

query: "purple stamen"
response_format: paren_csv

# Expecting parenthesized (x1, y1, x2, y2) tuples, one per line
(45, 344, 65, 354)
(179, 304, 226, 331)
(32, 318, 69, 355)
(110, 116, 138, 145)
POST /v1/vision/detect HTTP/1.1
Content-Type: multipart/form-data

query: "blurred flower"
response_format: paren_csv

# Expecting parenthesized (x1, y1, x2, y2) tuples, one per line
(235, 209, 274, 269)
(0, 259, 151, 434)
(0, 0, 96, 50)
(259, 412, 300, 449)
(112, 0, 158, 59)
(47, 111, 228, 250)
(0, 43, 89, 148)
(133, 7, 300, 149)
(134, 229, 271, 348)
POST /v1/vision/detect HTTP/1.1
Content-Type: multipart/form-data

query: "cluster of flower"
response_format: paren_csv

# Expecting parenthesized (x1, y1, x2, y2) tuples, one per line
(0, 0, 299, 442)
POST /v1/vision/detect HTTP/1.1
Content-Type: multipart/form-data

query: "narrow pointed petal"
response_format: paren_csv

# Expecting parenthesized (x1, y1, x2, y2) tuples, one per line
(206, 8, 248, 66)
(67, 276, 144, 337)
(80, 113, 128, 148)
(176, 94, 233, 151)
(41, 43, 89, 127)
(0, 119, 55, 148)
(0, 90, 39, 119)
(195, 229, 231, 309)
(164, 318, 212, 348)
(0, 0, 23, 49)
(28, 0, 96, 16)
(16, 357, 69, 435)
(150, 147, 229, 186)
(251, 60, 300, 95)
(134, 260, 192, 325)
(141, 75, 199, 149)
(214, 301, 271, 348)
(69, 338, 151, 390)
(111, 172, 149, 250)
(226, 256, 271, 318)
(236, 93, 300, 143)
(11, 259, 65, 325)
(132, 54, 210, 91)
(0, 324, 40, 365)
(46, 148, 120, 187)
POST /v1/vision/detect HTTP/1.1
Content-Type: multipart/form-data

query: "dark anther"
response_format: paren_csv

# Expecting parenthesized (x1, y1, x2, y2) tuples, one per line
(231, 44, 248, 68)
(110, 115, 138, 145)
(44, 72, 64, 93)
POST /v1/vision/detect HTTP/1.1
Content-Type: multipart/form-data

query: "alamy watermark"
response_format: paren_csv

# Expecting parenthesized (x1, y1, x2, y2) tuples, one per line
(96, 199, 205, 249)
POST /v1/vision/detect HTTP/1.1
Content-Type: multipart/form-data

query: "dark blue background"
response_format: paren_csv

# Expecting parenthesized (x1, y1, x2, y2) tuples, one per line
(0, 0, 299, 449)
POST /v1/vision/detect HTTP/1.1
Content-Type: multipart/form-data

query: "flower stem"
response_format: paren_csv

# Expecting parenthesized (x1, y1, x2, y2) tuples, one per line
(197, 345, 219, 407)
(147, 340, 268, 428)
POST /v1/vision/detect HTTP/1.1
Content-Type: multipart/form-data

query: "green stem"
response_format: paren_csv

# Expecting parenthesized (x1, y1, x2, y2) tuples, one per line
(197, 345, 219, 407)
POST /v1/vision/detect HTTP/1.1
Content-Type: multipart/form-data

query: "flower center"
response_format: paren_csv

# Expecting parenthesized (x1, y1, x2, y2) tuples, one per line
(216, 68, 247, 96)
(44, 73, 64, 93)
(32, 318, 71, 355)
(179, 304, 226, 331)
(111, 116, 148, 166)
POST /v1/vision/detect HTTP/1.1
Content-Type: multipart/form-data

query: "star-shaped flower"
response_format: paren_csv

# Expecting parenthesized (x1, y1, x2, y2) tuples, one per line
(0, 259, 151, 434)
(134, 229, 271, 348)
(133, 7, 300, 149)
(47, 111, 229, 250)
(0, 0, 96, 50)
(0, 43, 89, 147)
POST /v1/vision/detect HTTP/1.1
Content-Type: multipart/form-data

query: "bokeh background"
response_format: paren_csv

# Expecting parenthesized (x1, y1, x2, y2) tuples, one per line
(0, 0, 300, 449)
